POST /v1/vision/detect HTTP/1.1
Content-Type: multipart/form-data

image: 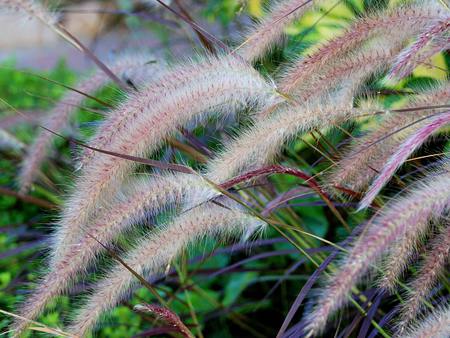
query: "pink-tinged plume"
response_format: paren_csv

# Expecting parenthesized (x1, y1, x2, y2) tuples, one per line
(396, 224, 450, 332)
(51, 54, 279, 271)
(390, 18, 450, 79)
(359, 110, 450, 210)
(66, 203, 265, 337)
(326, 84, 450, 195)
(304, 168, 450, 336)
(237, 0, 317, 62)
(399, 305, 450, 338)
(279, 1, 448, 95)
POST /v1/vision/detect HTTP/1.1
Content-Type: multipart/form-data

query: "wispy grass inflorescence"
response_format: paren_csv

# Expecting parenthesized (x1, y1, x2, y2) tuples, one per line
(278, 0, 448, 95)
(206, 90, 365, 184)
(359, 110, 450, 210)
(51, 54, 279, 270)
(304, 167, 450, 336)
(18, 53, 162, 193)
(290, 37, 406, 102)
(396, 224, 450, 332)
(326, 84, 450, 195)
(236, 0, 317, 63)
(390, 18, 450, 79)
(66, 203, 265, 337)
(399, 305, 450, 338)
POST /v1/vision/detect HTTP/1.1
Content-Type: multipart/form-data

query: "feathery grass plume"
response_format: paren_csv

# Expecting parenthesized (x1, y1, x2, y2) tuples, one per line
(18, 53, 162, 193)
(66, 203, 265, 337)
(278, 0, 448, 95)
(359, 110, 450, 210)
(0, 128, 25, 152)
(11, 172, 214, 336)
(205, 85, 375, 185)
(236, 0, 317, 62)
(304, 168, 450, 336)
(396, 224, 450, 332)
(390, 18, 450, 79)
(18, 60, 377, 336)
(51, 54, 279, 267)
(0, 0, 58, 26)
(396, 35, 450, 79)
(399, 305, 450, 338)
(78, 58, 215, 167)
(326, 84, 450, 194)
(291, 37, 405, 102)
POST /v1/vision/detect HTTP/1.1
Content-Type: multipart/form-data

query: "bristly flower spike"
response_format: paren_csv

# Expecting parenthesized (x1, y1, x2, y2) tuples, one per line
(359, 110, 450, 210)
(399, 305, 450, 338)
(326, 83, 450, 195)
(236, 0, 317, 63)
(396, 224, 450, 332)
(304, 167, 450, 336)
(279, 1, 448, 95)
(66, 203, 265, 337)
(389, 18, 450, 79)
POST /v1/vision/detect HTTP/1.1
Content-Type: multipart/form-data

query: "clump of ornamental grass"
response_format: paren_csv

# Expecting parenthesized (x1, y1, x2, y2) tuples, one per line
(5, 0, 450, 337)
